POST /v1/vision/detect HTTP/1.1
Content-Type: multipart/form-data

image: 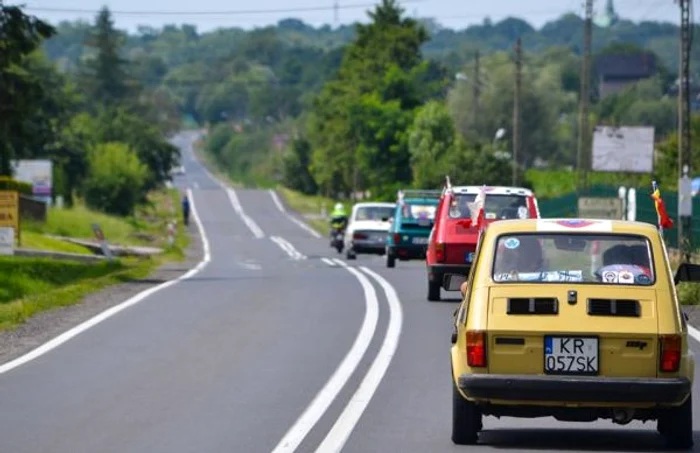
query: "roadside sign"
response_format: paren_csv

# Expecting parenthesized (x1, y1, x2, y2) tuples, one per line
(0, 191, 19, 244)
(92, 223, 113, 260)
(577, 197, 623, 219)
(0, 227, 14, 255)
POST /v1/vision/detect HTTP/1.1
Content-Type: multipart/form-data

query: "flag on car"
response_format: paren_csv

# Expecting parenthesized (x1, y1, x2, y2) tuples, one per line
(458, 185, 486, 230)
(651, 181, 673, 230)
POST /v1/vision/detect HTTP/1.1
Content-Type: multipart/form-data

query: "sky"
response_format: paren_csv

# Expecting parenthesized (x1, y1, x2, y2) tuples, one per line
(10, 0, 681, 33)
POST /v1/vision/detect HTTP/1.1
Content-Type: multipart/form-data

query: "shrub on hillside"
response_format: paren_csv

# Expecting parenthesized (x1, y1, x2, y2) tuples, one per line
(82, 142, 147, 216)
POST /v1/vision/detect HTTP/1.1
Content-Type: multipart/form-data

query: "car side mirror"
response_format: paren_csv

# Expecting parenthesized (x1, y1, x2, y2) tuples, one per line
(443, 274, 467, 292)
(674, 263, 700, 285)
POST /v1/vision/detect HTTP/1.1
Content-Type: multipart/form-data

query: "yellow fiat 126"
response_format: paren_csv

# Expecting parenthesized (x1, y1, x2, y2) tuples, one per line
(449, 218, 700, 449)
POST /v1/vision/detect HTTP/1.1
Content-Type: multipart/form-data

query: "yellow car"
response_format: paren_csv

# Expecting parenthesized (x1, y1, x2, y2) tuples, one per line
(448, 218, 699, 449)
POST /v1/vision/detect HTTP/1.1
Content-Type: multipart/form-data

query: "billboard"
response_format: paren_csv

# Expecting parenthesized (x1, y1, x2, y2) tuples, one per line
(11, 160, 52, 201)
(591, 126, 654, 173)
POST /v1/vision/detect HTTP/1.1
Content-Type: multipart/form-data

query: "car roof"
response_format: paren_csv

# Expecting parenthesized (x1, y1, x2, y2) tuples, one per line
(353, 202, 396, 209)
(451, 186, 534, 196)
(483, 218, 660, 236)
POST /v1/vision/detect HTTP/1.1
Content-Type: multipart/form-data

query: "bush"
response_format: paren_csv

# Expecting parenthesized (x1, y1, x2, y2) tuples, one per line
(82, 142, 147, 216)
(0, 178, 32, 195)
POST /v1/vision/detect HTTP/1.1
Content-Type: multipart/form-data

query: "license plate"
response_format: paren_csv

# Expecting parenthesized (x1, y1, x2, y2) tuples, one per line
(544, 336, 598, 375)
(465, 252, 475, 263)
(412, 237, 428, 244)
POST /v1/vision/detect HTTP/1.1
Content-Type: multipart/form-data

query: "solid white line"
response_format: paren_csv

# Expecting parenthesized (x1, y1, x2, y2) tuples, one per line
(314, 266, 403, 453)
(688, 323, 700, 343)
(269, 189, 322, 239)
(227, 188, 265, 239)
(271, 236, 307, 260)
(321, 258, 336, 266)
(270, 189, 286, 212)
(277, 237, 307, 260)
(0, 188, 212, 375)
(270, 259, 379, 453)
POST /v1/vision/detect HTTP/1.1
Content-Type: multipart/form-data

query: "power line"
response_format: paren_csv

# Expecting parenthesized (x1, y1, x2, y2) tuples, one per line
(19, 0, 424, 16)
(678, 0, 692, 257)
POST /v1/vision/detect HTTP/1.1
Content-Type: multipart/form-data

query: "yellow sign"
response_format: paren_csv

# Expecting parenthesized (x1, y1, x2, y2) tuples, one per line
(0, 190, 19, 232)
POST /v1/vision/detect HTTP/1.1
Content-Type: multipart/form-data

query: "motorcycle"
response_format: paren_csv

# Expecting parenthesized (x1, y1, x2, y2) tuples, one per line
(330, 227, 345, 253)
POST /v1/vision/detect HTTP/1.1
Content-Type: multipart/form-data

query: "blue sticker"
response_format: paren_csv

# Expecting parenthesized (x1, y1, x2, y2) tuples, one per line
(504, 238, 520, 249)
(636, 274, 651, 285)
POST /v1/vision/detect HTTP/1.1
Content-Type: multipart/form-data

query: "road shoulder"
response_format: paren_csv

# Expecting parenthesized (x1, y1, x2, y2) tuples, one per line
(0, 221, 204, 366)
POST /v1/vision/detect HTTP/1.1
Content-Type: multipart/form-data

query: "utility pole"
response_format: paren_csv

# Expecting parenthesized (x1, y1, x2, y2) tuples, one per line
(678, 0, 692, 258)
(472, 50, 481, 131)
(333, 0, 339, 24)
(576, 0, 593, 194)
(513, 38, 522, 186)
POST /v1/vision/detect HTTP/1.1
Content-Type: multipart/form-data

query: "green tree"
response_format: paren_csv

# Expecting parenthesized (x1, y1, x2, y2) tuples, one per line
(79, 7, 130, 106)
(0, 3, 55, 175)
(408, 100, 456, 188)
(83, 142, 147, 215)
(283, 137, 317, 194)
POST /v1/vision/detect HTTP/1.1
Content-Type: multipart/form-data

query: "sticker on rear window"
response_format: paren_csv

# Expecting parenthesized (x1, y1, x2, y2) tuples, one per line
(602, 271, 618, 283)
(619, 271, 634, 284)
(636, 274, 651, 284)
(504, 238, 520, 249)
(518, 206, 529, 219)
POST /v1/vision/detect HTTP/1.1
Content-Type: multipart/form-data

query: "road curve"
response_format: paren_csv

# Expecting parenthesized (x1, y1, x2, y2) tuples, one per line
(2, 130, 700, 453)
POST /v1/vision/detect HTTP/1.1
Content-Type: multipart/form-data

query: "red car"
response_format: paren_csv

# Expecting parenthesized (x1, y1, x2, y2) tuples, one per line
(425, 184, 540, 301)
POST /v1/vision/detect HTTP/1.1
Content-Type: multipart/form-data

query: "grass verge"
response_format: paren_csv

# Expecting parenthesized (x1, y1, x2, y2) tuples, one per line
(277, 187, 334, 234)
(0, 188, 191, 332)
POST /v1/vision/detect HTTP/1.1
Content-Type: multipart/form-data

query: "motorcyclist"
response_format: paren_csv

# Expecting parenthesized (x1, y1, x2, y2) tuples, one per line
(329, 202, 348, 241)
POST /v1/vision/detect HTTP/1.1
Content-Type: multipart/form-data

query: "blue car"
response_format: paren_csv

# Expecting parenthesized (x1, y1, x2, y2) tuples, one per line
(385, 190, 441, 268)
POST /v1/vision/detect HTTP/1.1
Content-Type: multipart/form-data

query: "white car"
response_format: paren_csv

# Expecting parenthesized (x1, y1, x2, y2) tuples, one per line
(344, 202, 396, 260)
(170, 165, 186, 176)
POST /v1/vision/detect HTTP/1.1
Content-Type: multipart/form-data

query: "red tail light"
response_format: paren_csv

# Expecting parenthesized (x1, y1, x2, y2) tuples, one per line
(659, 335, 681, 372)
(466, 330, 487, 367)
(353, 232, 367, 240)
(435, 242, 445, 262)
(393, 233, 401, 244)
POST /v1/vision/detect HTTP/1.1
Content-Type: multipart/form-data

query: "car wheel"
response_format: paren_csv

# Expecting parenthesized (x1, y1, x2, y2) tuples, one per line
(427, 279, 441, 301)
(659, 393, 693, 450)
(346, 248, 356, 260)
(386, 251, 396, 268)
(452, 378, 481, 445)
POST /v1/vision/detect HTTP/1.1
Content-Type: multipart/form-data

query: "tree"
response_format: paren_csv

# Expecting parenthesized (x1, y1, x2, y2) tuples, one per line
(283, 137, 317, 194)
(79, 7, 130, 106)
(408, 101, 456, 188)
(0, 3, 55, 175)
(83, 142, 147, 215)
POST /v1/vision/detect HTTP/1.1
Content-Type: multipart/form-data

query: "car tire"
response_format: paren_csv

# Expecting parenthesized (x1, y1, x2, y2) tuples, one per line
(452, 378, 481, 445)
(346, 248, 356, 260)
(659, 393, 693, 450)
(386, 251, 396, 268)
(427, 279, 441, 301)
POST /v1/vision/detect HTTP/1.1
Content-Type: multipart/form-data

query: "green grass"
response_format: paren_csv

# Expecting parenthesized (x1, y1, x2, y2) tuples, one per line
(0, 188, 192, 331)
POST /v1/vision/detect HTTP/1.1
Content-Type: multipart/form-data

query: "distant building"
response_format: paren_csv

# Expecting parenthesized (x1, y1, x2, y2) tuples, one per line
(595, 52, 657, 98)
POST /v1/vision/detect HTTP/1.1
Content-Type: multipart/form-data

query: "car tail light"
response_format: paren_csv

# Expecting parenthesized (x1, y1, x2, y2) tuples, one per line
(659, 335, 681, 372)
(353, 232, 367, 240)
(466, 330, 487, 367)
(435, 242, 445, 262)
(393, 233, 401, 244)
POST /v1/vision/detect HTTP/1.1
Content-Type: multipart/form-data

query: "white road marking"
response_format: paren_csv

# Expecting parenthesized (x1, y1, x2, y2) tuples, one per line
(193, 182, 200, 189)
(314, 266, 403, 452)
(227, 188, 265, 239)
(269, 189, 322, 239)
(0, 188, 212, 375)
(270, 258, 379, 453)
(238, 261, 261, 270)
(321, 258, 336, 266)
(271, 236, 306, 260)
(688, 324, 700, 343)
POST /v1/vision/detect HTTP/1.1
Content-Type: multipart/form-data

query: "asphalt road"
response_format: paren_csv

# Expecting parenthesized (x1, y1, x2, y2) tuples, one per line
(1, 130, 700, 452)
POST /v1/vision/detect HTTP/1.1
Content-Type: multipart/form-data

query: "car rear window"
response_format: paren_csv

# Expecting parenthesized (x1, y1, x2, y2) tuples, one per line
(449, 194, 529, 220)
(491, 233, 655, 285)
(355, 206, 395, 221)
(401, 203, 436, 221)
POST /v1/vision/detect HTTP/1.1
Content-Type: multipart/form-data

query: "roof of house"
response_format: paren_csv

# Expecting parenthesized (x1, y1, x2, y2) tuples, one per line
(595, 52, 657, 79)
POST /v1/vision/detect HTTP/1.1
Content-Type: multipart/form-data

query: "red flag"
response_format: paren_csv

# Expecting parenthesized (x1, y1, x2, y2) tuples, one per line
(651, 187, 673, 229)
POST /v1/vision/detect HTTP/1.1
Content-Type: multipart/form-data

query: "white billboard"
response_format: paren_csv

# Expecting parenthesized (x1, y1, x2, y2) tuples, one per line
(11, 160, 52, 201)
(591, 126, 654, 173)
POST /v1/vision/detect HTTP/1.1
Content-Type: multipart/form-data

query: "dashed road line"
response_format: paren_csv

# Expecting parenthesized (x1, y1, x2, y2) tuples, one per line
(269, 189, 322, 239)
(227, 188, 265, 238)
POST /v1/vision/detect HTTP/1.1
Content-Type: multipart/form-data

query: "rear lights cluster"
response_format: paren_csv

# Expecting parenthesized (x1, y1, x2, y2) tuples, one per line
(659, 335, 681, 372)
(393, 233, 401, 244)
(435, 242, 445, 262)
(353, 232, 367, 240)
(466, 330, 486, 367)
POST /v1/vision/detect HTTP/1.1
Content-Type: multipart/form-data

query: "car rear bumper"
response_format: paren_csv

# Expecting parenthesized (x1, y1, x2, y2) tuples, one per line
(352, 241, 386, 254)
(389, 244, 427, 258)
(458, 374, 691, 404)
(427, 264, 471, 280)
